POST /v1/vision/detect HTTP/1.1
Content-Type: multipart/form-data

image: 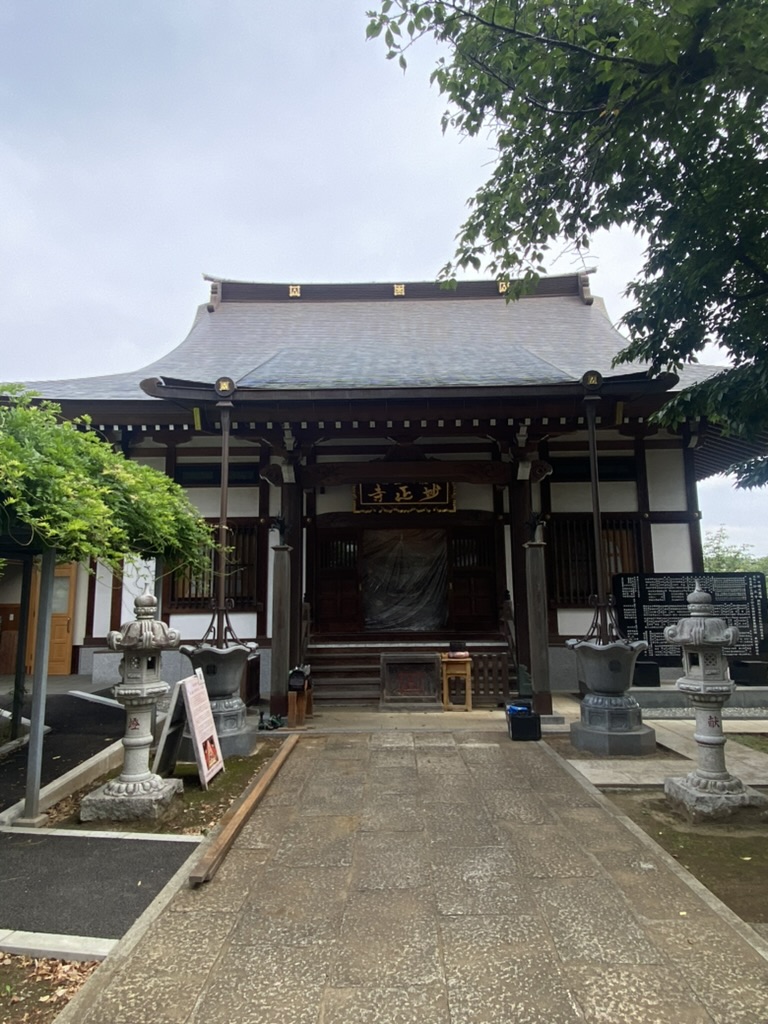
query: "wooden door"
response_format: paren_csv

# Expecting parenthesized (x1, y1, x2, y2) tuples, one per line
(26, 562, 77, 675)
(314, 531, 361, 632)
(448, 528, 498, 630)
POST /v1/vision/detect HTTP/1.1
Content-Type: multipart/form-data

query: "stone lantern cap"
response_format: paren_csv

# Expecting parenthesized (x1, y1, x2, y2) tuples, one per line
(107, 588, 181, 654)
(663, 583, 739, 648)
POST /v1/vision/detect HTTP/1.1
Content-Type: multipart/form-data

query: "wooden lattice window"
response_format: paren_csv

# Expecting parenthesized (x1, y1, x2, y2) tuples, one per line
(547, 516, 642, 607)
(166, 519, 258, 612)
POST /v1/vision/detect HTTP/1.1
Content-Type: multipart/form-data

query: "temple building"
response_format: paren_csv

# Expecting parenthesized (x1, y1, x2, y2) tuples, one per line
(2, 272, 758, 711)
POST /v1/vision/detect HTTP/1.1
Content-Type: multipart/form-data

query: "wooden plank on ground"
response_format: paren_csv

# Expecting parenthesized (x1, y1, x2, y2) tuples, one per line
(188, 733, 300, 887)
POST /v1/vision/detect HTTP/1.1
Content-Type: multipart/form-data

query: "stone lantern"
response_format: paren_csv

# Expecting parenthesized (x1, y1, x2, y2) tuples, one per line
(663, 583, 767, 821)
(80, 589, 183, 821)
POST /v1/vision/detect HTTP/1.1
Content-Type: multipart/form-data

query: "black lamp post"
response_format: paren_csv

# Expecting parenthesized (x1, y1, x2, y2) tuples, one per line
(180, 375, 259, 758)
(566, 370, 655, 755)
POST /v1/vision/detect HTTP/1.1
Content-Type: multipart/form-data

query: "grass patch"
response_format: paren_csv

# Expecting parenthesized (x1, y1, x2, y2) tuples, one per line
(728, 733, 768, 755)
(607, 788, 768, 924)
(44, 738, 284, 834)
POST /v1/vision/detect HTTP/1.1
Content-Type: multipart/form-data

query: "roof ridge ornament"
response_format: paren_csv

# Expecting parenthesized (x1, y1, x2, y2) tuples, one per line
(579, 272, 594, 305)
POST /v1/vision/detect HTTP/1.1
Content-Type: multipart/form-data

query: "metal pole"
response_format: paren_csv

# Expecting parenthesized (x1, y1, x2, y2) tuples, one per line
(216, 401, 232, 648)
(10, 556, 33, 741)
(584, 396, 609, 642)
(20, 547, 56, 824)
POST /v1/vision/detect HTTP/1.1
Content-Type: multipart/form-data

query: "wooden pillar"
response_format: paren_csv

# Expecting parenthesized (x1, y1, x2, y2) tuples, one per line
(508, 477, 532, 672)
(284, 472, 304, 668)
(270, 544, 292, 717)
(524, 540, 553, 715)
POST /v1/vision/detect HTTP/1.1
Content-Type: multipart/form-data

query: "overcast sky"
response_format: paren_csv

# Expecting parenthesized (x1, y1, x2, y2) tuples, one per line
(1, 0, 765, 552)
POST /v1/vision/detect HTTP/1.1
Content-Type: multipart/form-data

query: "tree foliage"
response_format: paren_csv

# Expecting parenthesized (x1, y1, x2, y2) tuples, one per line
(0, 389, 214, 572)
(368, 0, 768, 485)
(703, 525, 768, 574)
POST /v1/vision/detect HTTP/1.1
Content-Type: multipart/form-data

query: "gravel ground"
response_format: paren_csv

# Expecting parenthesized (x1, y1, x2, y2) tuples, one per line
(641, 706, 768, 719)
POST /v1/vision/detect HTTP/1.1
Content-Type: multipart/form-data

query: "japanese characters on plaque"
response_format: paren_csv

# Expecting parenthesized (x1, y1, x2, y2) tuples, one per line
(613, 572, 768, 665)
(353, 481, 455, 513)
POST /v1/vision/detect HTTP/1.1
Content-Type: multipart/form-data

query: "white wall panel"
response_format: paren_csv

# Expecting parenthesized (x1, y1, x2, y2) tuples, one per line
(550, 481, 638, 513)
(646, 449, 688, 511)
(651, 523, 693, 571)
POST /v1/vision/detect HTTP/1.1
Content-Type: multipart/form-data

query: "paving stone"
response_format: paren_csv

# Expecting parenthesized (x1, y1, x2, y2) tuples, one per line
(369, 749, 417, 768)
(439, 912, 555, 963)
(365, 766, 419, 794)
(416, 750, 469, 774)
(456, 741, 502, 767)
(332, 890, 441, 987)
(420, 801, 502, 847)
(189, 948, 331, 1024)
(232, 806, 298, 850)
(553, 807, 649, 852)
(233, 865, 350, 946)
(434, 879, 540, 917)
(369, 733, 415, 749)
(79, 968, 210, 1024)
(531, 876, 663, 964)
(320, 983, 450, 1024)
(352, 830, 432, 889)
(445, 955, 585, 1024)
(646, 917, 767, 969)
(505, 824, 602, 878)
(359, 794, 426, 832)
(416, 775, 481, 804)
(138, 909, 236, 971)
(298, 778, 365, 815)
(593, 855, 712, 922)
(682, 962, 768, 1024)
(482, 788, 555, 824)
(57, 726, 768, 1024)
(273, 814, 358, 867)
(413, 734, 457, 748)
(565, 964, 713, 1023)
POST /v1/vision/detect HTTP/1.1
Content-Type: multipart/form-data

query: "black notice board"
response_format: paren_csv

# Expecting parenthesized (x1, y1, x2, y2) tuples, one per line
(613, 572, 768, 665)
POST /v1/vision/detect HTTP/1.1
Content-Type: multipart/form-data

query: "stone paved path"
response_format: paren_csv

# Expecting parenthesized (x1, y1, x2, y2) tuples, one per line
(57, 731, 768, 1024)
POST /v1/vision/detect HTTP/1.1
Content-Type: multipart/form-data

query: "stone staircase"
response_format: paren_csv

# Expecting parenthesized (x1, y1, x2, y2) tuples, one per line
(306, 637, 518, 706)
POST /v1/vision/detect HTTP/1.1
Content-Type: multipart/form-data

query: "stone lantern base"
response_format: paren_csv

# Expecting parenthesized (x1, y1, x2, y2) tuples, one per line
(81, 776, 183, 822)
(664, 773, 768, 823)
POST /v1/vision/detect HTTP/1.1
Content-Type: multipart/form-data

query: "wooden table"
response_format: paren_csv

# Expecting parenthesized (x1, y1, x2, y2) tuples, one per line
(440, 654, 473, 712)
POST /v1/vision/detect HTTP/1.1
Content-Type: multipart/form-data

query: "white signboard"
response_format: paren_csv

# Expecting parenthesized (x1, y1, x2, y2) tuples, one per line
(181, 670, 224, 789)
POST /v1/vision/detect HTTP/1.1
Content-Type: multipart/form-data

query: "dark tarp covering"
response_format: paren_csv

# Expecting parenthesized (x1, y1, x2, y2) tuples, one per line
(362, 529, 447, 631)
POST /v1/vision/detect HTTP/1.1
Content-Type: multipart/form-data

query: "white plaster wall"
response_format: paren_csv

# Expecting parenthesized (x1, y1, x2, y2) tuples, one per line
(557, 609, 594, 637)
(121, 558, 156, 621)
(646, 448, 688, 511)
(182, 487, 259, 518)
(454, 482, 494, 511)
(0, 562, 23, 602)
(315, 485, 354, 515)
(92, 562, 114, 638)
(168, 611, 257, 641)
(549, 481, 638, 513)
(651, 523, 694, 571)
(73, 563, 90, 644)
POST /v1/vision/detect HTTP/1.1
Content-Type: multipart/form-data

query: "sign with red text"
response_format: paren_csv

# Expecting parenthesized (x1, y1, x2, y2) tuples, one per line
(181, 670, 224, 789)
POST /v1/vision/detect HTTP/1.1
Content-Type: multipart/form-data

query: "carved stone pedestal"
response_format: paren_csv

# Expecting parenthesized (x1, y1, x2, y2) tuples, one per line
(81, 591, 184, 822)
(568, 638, 656, 755)
(663, 584, 768, 821)
(664, 687, 767, 822)
(180, 644, 260, 758)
